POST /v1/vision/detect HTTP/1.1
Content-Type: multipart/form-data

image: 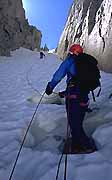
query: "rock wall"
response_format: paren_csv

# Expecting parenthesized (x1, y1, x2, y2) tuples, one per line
(57, 0, 112, 72)
(0, 0, 42, 56)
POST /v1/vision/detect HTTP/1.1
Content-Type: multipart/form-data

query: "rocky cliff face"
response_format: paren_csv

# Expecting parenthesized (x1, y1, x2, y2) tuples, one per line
(57, 0, 112, 72)
(0, 0, 42, 56)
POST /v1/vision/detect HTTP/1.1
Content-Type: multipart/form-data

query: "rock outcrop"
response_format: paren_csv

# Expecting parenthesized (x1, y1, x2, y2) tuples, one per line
(0, 0, 42, 56)
(57, 0, 112, 72)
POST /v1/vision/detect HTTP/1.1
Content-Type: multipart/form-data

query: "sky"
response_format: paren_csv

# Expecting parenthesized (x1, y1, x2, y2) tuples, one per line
(22, 0, 73, 49)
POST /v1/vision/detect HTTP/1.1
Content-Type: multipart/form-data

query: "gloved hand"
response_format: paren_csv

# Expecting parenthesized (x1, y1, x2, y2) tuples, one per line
(45, 82, 53, 95)
(58, 91, 66, 98)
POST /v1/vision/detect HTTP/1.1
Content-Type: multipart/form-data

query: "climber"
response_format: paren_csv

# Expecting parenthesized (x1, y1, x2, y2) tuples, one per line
(40, 51, 45, 59)
(45, 44, 99, 153)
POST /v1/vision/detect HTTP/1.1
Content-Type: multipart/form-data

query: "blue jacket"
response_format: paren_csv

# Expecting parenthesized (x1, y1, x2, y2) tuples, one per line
(50, 55, 76, 89)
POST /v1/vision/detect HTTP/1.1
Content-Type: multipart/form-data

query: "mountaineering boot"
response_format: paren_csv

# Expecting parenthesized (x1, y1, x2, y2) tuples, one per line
(63, 138, 97, 154)
(77, 138, 97, 154)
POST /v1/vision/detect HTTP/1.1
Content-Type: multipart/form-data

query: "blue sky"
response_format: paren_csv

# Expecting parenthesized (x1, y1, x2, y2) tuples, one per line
(22, 0, 73, 49)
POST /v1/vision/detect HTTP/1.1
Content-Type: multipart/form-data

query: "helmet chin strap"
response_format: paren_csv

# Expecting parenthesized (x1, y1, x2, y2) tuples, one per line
(69, 51, 73, 55)
(74, 51, 79, 55)
(69, 51, 79, 56)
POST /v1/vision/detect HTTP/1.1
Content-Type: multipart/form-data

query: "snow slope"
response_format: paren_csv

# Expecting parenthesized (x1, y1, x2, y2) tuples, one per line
(0, 48, 112, 180)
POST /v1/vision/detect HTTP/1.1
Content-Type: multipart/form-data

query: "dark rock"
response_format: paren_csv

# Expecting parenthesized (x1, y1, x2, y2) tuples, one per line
(57, 0, 112, 72)
(0, 0, 42, 56)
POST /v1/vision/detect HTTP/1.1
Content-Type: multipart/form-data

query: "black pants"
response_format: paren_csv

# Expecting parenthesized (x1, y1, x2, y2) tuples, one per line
(65, 86, 93, 149)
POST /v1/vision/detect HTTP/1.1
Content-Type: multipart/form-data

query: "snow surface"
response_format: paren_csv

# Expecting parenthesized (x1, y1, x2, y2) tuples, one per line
(0, 47, 112, 180)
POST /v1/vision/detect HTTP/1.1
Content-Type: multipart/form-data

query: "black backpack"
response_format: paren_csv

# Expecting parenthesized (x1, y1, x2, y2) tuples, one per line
(70, 53, 101, 101)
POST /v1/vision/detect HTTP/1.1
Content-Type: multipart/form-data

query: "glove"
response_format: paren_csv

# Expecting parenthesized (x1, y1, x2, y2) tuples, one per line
(45, 82, 53, 95)
(58, 91, 66, 98)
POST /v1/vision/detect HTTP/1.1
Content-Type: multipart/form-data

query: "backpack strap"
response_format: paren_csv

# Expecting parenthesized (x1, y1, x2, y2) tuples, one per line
(91, 91, 96, 102)
(91, 86, 101, 102)
(109, 93, 112, 99)
(97, 87, 101, 97)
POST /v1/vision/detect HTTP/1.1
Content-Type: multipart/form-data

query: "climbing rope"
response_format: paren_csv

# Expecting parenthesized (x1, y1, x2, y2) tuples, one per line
(64, 122, 70, 180)
(56, 96, 71, 180)
(56, 153, 64, 180)
(56, 92, 71, 180)
(26, 63, 58, 96)
(26, 63, 42, 95)
(8, 92, 45, 180)
(55, 123, 71, 180)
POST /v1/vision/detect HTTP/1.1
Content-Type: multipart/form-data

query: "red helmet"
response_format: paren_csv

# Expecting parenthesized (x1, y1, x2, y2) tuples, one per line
(69, 44, 83, 54)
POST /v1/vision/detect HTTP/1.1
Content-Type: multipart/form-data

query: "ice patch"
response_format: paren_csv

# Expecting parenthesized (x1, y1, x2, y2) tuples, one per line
(93, 122, 112, 147)
(18, 128, 35, 147)
(104, 112, 112, 119)
(27, 92, 65, 105)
